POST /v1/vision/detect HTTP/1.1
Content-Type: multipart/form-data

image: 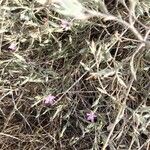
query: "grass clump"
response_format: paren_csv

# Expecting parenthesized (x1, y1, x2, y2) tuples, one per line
(0, 0, 150, 149)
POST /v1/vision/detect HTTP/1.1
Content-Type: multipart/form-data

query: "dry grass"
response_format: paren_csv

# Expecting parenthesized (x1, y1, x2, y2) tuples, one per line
(0, 0, 150, 149)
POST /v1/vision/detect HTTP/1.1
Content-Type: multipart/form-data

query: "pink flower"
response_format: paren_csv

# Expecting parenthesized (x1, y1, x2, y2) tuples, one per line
(8, 43, 17, 51)
(60, 20, 71, 31)
(44, 95, 56, 106)
(86, 112, 97, 123)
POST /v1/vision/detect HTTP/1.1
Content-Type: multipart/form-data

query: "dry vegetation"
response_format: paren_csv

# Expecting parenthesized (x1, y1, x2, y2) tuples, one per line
(0, 0, 150, 149)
